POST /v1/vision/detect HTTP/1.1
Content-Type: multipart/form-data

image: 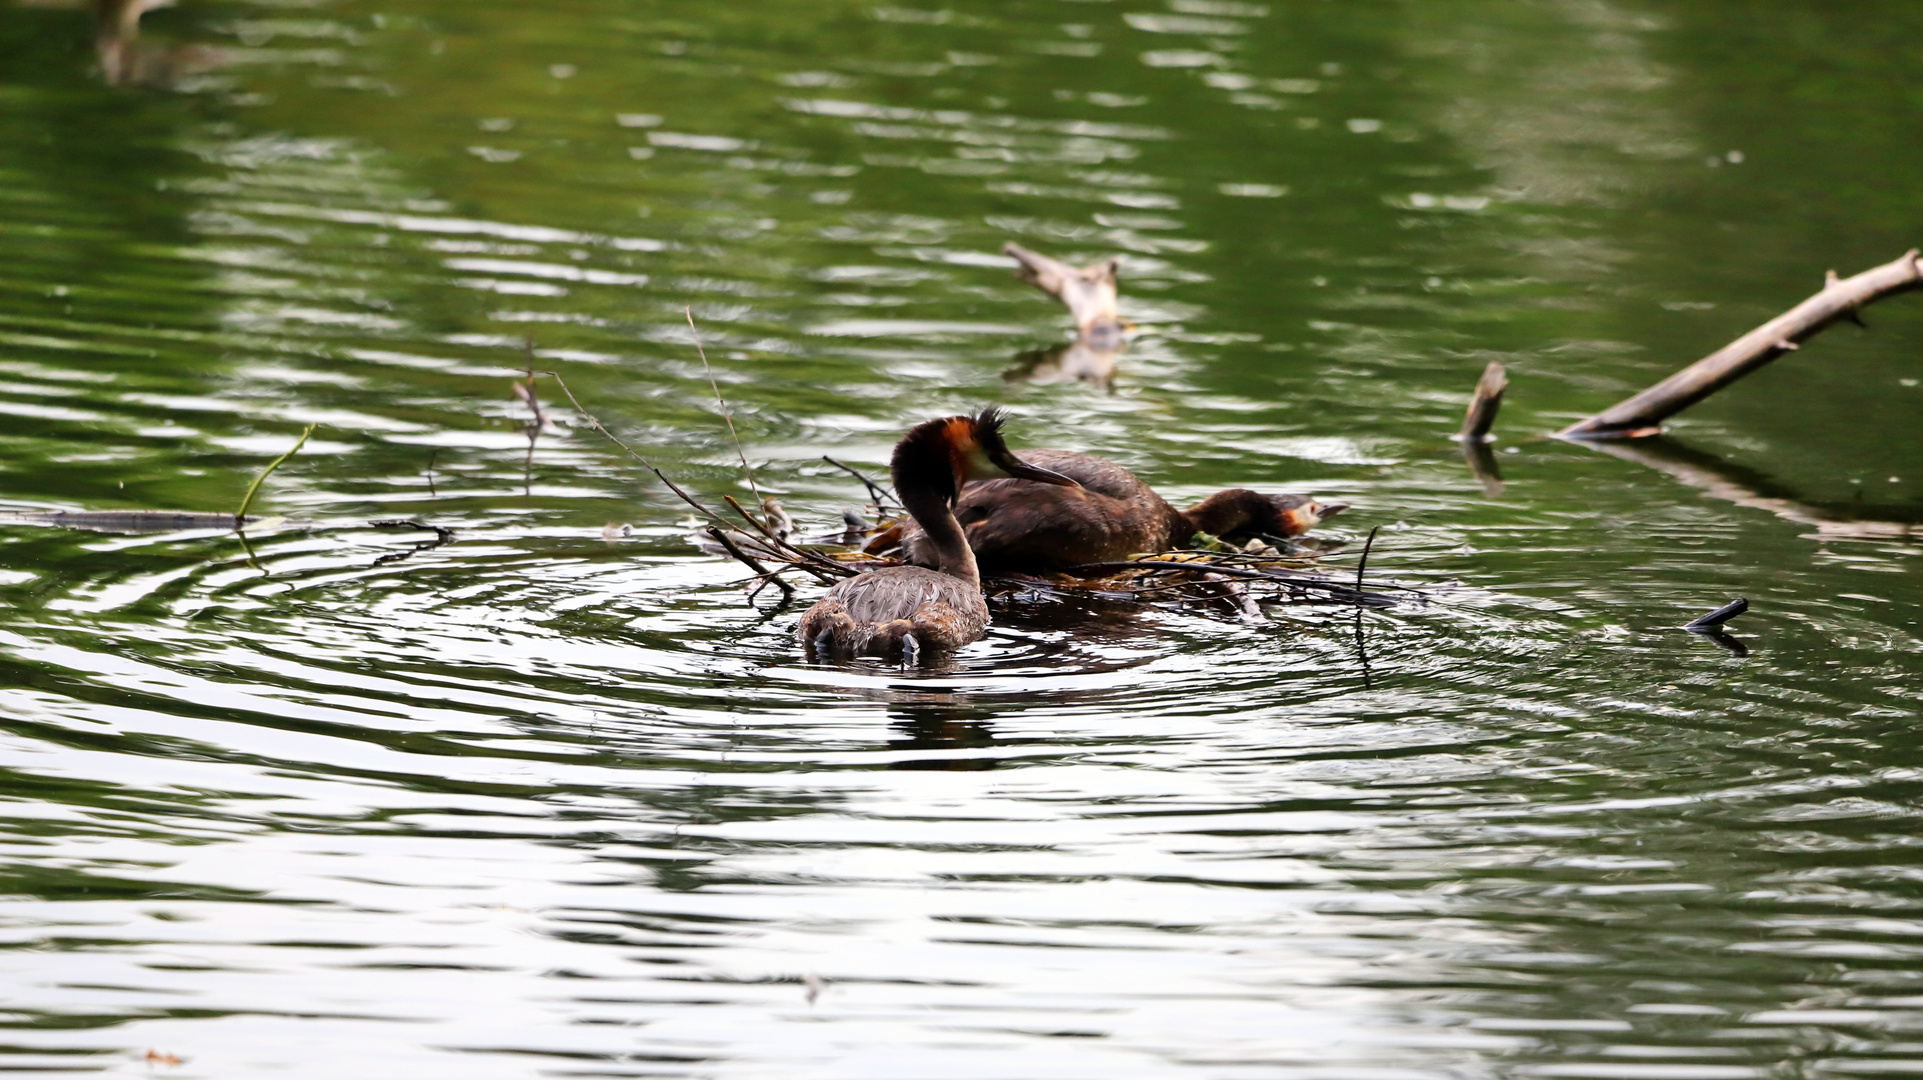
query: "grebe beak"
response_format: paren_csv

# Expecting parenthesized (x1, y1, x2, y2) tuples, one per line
(1314, 501, 1349, 521)
(1000, 457, 1081, 488)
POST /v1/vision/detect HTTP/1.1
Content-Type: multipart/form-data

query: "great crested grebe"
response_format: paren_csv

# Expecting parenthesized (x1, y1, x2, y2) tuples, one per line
(904, 450, 1346, 574)
(800, 409, 1079, 661)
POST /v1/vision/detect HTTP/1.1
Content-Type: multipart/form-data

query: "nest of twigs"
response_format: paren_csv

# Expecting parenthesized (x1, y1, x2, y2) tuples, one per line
(691, 457, 1417, 616)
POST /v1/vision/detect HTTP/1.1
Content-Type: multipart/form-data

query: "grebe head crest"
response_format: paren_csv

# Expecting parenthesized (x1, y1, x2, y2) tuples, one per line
(893, 408, 1080, 505)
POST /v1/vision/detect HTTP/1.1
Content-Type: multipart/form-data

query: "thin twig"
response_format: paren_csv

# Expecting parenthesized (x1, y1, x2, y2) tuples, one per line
(544, 369, 849, 583)
(822, 455, 898, 509)
(722, 495, 848, 581)
(235, 422, 316, 527)
(708, 526, 794, 601)
(686, 306, 762, 503)
(514, 341, 548, 497)
(546, 372, 733, 524)
(426, 447, 438, 498)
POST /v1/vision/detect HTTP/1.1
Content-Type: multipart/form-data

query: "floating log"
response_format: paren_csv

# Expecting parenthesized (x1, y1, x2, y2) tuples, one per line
(1003, 242, 1125, 349)
(1559, 250, 1922, 439)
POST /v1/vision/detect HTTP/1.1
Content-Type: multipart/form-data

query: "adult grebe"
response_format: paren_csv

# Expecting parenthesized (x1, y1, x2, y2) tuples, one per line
(904, 450, 1346, 574)
(800, 409, 1079, 661)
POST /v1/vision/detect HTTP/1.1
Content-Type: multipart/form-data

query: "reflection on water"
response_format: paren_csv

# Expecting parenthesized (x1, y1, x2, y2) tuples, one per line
(1004, 339, 1120, 390)
(1, 0, 1922, 1076)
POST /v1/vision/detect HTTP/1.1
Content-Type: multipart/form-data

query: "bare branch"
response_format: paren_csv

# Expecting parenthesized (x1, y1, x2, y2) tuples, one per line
(1560, 250, 1922, 439)
(821, 455, 898, 510)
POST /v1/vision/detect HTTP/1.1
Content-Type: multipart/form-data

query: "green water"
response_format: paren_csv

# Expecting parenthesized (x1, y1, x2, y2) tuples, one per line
(1, 1, 1921, 1076)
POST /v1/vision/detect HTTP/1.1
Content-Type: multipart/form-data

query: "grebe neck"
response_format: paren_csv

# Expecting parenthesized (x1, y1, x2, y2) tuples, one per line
(1183, 489, 1270, 537)
(892, 435, 981, 589)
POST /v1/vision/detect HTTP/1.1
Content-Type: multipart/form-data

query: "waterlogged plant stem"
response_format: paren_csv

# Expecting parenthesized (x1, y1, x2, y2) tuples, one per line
(235, 423, 316, 527)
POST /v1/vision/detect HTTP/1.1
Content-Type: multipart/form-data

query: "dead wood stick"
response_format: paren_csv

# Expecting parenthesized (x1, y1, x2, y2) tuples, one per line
(1354, 526, 1380, 596)
(1203, 572, 1262, 620)
(1457, 361, 1507, 443)
(1559, 250, 1923, 439)
(708, 526, 794, 601)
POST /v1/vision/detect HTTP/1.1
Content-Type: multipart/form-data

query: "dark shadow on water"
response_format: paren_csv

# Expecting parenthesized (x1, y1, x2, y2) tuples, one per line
(886, 696, 1000, 772)
(1461, 439, 1505, 497)
(1581, 435, 1923, 540)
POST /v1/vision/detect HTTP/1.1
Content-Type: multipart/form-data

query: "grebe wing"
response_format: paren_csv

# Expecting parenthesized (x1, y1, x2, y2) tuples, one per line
(1012, 450, 1163, 504)
(951, 483, 1173, 571)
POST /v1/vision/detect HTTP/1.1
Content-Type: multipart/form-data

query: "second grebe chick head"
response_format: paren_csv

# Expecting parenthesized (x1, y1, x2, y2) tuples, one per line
(892, 407, 1080, 506)
(1260, 494, 1348, 537)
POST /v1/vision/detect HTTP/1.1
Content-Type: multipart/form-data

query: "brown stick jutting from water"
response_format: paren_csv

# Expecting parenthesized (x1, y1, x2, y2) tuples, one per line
(1458, 361, 1507, 443)
(1559, 249, 1922, 440)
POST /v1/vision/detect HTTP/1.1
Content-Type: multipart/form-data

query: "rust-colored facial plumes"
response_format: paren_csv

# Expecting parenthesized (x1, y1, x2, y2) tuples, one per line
(1263, 495, 1348, 538)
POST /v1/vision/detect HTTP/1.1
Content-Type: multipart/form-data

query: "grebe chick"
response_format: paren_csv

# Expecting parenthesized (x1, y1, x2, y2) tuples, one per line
(800, 409, 1078, 661)
(904, 449, 1346, 574)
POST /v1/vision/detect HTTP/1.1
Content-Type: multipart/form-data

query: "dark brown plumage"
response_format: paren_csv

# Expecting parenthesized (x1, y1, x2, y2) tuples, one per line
(800, 410, 1078, 661)
(904, 450, 1346, 574)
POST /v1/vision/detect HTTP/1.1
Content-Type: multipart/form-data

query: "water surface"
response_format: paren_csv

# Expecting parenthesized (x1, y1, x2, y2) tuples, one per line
(2, 1, 1922, 1076)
